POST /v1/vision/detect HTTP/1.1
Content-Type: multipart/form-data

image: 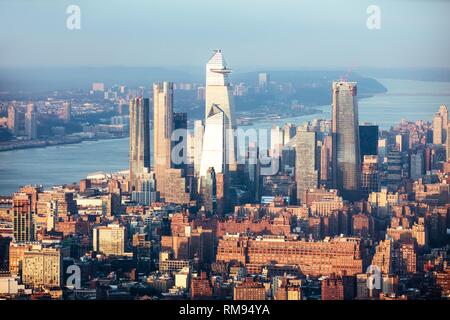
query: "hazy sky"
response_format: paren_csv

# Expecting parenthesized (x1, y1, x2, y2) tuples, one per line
(0, 0, 449, 69)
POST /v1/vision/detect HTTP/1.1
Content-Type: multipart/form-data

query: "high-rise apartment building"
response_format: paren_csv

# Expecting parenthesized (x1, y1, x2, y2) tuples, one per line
(332, 81, 361, 201)
(410, 152, 423, 181)
(25, 103, 37, 140)
(153, 82, 174, 198)
(22, 247, 62, 288)
(62, 102, 72, 123)
(7, 105, 19, 135)
(129, 97, 150, 192)
(13, 193, 34, 243)
(387, 149, 402, 192)
(378, 138, 387, 163)
(433, 105, 448, 145)
(372, 239, 393, 274)
(258, 73, 270, 90)
(295, 127, 318, 205)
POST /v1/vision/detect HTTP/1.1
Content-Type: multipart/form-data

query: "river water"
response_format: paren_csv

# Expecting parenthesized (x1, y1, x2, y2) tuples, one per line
(1, 78, 449, 196)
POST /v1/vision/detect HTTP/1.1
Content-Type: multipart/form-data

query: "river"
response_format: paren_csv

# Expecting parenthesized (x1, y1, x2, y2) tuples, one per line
(1, 78, 449, 196)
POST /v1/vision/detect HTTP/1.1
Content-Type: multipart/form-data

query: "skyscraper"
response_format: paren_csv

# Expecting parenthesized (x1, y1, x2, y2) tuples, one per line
(320, 135, 333, 187)
(296, 127, 318, 205)
(62, 102, 72, 123)
(202, 167, 217, 213)
(387, 148, 402, 192)
(332, 81, 361, 201)
(200, 105, 227, 177)
(13, 193, 34, 243)
(440, 105, 448, 143)
(433, 113, 443, 145)
(361, 155, 379, 198)
(283, 123, 296, 145)
(359, 124, 378, 161)
(410, 152, 423, 181)
(7, 105, 18, 135)
(205, 50, 236, 170)
(25, 103, 37, 140)
(258, 73, 270, 90)
(153, 82, 174, 198)
(193, 120, 204, 176)
(378, 138, 387, 163)
(447, 123, 450, 161)
(172, 112, 188, 171)
(129, 97, 150, 192)
(433, 105, 448, 145)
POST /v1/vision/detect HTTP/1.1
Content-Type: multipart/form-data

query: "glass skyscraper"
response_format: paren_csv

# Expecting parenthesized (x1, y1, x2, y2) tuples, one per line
(204, 49, 236, 171)
(129, 97, 150, 192)
(332, 81, 361, 201)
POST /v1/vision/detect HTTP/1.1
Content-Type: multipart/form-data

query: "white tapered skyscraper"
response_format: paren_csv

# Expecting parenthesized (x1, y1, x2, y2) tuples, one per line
(203, 50, 236, 172)
(199, 105, 228, 177)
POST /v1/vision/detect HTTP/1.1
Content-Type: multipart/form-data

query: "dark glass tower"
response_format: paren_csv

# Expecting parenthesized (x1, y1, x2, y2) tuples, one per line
(332, 81, 361, 201)
(359, 124, 379, 161)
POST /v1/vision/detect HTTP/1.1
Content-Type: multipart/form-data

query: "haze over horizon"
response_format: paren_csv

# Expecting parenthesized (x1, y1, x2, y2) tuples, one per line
(1, 0, 449, 69)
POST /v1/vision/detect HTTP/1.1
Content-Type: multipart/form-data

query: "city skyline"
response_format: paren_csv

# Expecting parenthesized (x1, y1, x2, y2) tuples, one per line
(0, 0, 449, 308)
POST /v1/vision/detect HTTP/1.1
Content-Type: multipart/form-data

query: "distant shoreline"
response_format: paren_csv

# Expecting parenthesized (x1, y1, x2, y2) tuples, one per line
(0, 136, 128, 153)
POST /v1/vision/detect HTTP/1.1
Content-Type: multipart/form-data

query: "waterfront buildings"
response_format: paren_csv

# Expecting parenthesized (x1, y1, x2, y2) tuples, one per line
(7, 105, 19, 135)
(25, 104, 37, 140)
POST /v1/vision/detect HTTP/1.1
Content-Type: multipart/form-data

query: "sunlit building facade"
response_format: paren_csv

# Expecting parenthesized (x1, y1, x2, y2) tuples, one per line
(332, 81, 361, 201)
(129, 97, 150, 192)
